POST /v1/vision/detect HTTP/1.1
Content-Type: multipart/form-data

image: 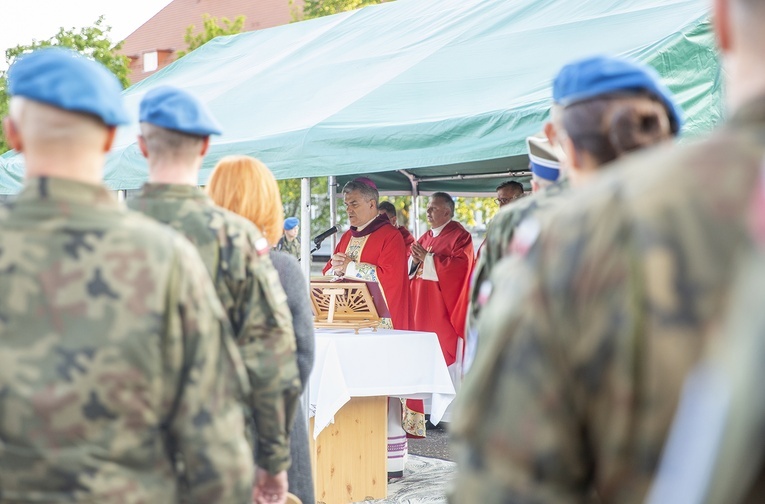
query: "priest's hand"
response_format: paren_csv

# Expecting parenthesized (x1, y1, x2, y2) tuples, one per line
(411, 242, 428, 264)
(330, 252, 350, 275)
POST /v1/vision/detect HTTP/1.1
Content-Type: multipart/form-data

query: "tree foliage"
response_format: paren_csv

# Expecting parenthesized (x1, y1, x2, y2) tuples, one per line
(278, 178, 349, 237)
(455, 197, 499, 228)
(178, 14, 246, 58)
(295, 0, 388, 21)
(0, 16, 129, 154)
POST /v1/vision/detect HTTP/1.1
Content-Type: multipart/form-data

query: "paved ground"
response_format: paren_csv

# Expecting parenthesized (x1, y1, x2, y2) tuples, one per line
(359, 455, 456, 504)
(408, 422, 453, 461)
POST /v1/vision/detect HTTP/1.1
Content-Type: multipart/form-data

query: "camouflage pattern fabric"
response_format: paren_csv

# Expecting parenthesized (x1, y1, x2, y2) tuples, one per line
(648, 245, 765, 504)
(465, 179, 569, 363)
(0, 177, 254, 503)
(128, 183, 301, 474)
(277, 236, 301, 261)
(450, 97, 765, 503)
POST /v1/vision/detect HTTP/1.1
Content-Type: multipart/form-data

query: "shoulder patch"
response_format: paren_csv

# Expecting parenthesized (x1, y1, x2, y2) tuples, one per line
(476, 280, 493, 308)
(508, 217, 541, 257)
(254, 237, 271, 256)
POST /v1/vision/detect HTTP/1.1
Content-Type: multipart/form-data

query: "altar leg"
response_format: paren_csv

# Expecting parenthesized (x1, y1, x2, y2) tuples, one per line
(310, 396, 387, 503)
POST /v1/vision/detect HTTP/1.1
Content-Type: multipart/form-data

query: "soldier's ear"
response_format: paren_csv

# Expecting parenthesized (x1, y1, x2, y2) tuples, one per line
(200, 137, 211, 157)
(561, 136, 580, 170)
(714, 0, 732, 53)
(103, 127, 117, 153)
(3, 117, 22, 153)
(137, 136, 149, 159)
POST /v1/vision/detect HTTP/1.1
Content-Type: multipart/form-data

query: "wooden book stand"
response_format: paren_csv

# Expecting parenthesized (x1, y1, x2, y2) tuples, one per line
(310, 278, 384, 333)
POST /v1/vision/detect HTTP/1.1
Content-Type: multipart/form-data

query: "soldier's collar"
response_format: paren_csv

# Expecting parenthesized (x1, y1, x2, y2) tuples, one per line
(19, 177, 118, 207)
(139, 183, 209, 201)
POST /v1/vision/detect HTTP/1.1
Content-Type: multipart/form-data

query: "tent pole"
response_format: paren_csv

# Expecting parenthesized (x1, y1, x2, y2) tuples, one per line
(328, 176, 338, 251)
(410, 178, 421, 238)
(299, 177, 311, 438)
(300, 177, 312, 281)
(399, 169, 421, 237)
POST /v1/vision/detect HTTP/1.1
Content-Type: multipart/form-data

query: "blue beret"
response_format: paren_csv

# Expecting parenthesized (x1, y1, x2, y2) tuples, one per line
(139, 86, 222, 137)
(284, 217, 299, 230)
(552, 55, 683, 134)
(7, 48, 129, 126)
(527, 135, 560, 182)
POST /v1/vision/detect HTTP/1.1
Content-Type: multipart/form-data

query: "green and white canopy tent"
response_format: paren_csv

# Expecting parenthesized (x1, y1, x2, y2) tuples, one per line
(0, 0, 719, 196)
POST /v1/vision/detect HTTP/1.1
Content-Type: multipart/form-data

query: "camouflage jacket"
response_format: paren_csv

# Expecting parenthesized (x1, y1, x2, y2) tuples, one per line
(450, 97, 765, 503)
(465, 179, 569, 369)
(129, 183, 301, 474)
(0, 177, 254, 503)
(276, 236, 301, 261)
(648, 247, 765, 504)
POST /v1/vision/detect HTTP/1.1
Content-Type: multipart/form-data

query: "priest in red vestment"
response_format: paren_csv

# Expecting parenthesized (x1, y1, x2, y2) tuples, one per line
(322, 181, 410, 330)
(410, 192, 475, 368)
(378, 200, 415, 260)
(322, 178, 414, 478)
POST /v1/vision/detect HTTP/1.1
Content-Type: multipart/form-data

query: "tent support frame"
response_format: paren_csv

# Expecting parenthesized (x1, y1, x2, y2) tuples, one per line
(328, 176, 338, 251)
(299, 177, 312, 436)
(399, 170, 420, 237)
(410, 170, 531, 184)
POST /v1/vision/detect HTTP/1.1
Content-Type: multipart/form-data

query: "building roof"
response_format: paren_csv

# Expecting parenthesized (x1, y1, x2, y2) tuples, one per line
(121, 0, 297, 82)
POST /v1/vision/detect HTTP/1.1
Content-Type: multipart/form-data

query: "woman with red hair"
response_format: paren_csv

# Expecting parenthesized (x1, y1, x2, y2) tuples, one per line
(208, 155, 314, 504)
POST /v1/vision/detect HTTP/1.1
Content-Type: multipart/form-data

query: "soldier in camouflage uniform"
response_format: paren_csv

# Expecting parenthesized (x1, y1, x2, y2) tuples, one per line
(0, 48, 254, 502)
(277, 217, 301, 261)
(465, 56, 682, 372)
(450, 1, 765, 500)
(127, 86, 301, 504)
(464, 134, 565, 372)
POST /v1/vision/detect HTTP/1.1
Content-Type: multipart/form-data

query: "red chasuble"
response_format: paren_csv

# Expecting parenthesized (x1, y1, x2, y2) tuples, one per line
(323, 221, 410, 330)
(410, 220, 475, 366)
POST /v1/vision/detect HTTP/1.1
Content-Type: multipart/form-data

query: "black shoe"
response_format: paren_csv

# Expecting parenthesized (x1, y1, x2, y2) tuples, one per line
(388, 470, 404, 483)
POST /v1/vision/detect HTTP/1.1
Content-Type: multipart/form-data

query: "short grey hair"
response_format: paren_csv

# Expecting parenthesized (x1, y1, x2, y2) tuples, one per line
(342, 180, 379, 205)
(431, 191, 455, 217)
(9, 97, 109, 149)
(140, 122, 206, 162)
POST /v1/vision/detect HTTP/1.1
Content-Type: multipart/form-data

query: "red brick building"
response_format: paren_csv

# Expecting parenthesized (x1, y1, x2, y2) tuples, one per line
(121, 0, 300, 84)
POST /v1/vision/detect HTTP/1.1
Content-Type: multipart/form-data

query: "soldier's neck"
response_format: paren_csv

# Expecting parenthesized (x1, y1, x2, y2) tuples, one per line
(148, 163, 198, 186)
(24, 152, 104, 186)
(723, 46, 765, 114)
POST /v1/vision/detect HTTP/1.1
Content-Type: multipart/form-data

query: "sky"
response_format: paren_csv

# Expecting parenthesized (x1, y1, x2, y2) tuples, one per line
(0, 0, 173, 63)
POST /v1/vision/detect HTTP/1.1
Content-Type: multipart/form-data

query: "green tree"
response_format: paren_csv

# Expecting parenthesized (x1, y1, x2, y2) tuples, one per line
(294, 0, 389, 21)
(278, 178, 347, 237)
(178, 14, 246, 58)
(455, 197, 499, 227)
(0, 16, 129, 154)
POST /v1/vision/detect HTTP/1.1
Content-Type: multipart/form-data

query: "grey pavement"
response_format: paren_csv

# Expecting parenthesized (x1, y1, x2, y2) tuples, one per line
(408, 423, 453, 461)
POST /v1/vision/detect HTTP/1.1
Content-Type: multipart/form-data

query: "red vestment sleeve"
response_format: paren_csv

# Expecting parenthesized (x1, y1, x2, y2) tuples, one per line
(370, 229, 410, 330)
(430, 228, 475, 316)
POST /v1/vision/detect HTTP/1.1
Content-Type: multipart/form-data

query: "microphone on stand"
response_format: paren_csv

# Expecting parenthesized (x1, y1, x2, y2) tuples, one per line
(311, 226, 338, 253)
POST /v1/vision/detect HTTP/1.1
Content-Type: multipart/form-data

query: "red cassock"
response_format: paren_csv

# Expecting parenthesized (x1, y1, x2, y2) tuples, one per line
(398, 227, 415, 259)
(410, 220, 475, 366)
(322, 220, 410, 330)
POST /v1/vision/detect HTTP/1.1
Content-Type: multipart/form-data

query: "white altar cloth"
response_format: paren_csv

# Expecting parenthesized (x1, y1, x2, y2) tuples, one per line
(309, 328, 456, 439)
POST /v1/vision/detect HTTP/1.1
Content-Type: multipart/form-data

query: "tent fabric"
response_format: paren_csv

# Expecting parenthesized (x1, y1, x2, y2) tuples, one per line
(0, 0, 719, 194)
